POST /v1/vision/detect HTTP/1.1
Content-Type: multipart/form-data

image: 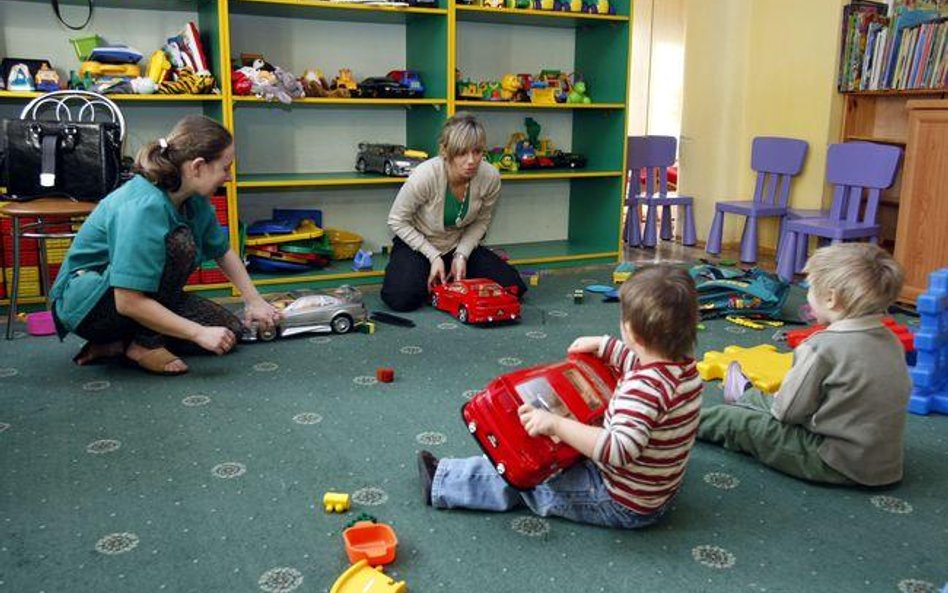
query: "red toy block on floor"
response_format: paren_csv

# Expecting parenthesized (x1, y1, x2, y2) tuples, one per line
(376, 368, 394, 383)
(783, 317, 914, 351)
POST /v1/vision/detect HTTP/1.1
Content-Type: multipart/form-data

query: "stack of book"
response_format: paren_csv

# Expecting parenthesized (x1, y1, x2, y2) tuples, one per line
(838, 0, 948, 92)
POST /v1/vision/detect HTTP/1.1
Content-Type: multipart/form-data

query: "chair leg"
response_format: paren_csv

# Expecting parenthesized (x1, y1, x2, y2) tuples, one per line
(776, 229, 797, 281)
(6, 217, 21, 340)
(660, 205, 673, 241)
(623, 200, 642, 247)
(706, 208, 724, 255)
(740, 216, 758, 264)
(794, 233, 809, 274)
(643, 202, 658, 248)
(681, 203, 697, 246)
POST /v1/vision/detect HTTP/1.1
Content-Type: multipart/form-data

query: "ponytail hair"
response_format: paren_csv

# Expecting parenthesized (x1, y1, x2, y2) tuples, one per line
(133, 115, 232, 192)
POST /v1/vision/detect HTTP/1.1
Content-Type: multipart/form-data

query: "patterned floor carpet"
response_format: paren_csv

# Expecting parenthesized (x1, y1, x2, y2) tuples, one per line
(1, 264, 945, 593)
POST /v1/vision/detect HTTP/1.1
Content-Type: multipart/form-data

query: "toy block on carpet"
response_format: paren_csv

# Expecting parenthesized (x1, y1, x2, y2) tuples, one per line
(907, 268, 948, 416)
(697, 344, 793, 394)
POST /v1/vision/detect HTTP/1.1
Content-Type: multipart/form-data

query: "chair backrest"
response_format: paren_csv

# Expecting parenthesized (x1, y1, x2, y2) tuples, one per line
(19, 90, 126, 141)
(749, 136, 809, 207)
(825, 141, 902, 224)
(627, 135, 676, 198)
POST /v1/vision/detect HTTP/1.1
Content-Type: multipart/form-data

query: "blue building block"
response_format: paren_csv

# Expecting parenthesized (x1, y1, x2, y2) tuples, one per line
(907, 268, 948, 416)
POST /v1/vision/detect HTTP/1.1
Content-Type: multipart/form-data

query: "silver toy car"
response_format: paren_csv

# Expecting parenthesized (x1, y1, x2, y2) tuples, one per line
(240, 286, 368, 341)
(355, 143, 428, 177)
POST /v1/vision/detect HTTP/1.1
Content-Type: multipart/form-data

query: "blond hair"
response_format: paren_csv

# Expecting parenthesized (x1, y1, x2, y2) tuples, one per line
(133, 115, 232, 192)
(619, 265, 698, 361)
(438, 112, 487, 161)
(804, 243, 904, 318)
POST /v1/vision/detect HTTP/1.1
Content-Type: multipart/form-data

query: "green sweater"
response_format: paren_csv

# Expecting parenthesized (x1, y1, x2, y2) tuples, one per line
(771, 315, 911, 486)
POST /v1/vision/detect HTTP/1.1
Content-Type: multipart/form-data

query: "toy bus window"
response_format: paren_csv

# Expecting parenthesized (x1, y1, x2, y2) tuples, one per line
(560, 368, 604, 410)
(477, 284, 502, 297)
(576, 360, 612, 405)
(514, 378, 576, 420)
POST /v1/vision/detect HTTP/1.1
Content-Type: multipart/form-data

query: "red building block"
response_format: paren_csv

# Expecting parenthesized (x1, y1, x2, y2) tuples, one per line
(376, 368, 395, 383)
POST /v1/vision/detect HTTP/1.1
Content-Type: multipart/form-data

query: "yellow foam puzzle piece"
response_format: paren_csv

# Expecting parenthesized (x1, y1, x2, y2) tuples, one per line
(697, 344, 793, 394)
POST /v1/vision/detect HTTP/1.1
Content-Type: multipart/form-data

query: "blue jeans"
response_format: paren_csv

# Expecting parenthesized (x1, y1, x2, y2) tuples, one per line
(431, 456, 670, 529)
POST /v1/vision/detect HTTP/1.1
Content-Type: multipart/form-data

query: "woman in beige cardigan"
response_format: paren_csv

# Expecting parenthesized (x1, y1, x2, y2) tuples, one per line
(382, 113, 527, 312)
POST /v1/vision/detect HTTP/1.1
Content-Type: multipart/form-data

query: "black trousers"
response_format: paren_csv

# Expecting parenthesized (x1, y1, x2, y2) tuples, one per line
(381, 236, 528, 312)
(71, 228, 243, 354)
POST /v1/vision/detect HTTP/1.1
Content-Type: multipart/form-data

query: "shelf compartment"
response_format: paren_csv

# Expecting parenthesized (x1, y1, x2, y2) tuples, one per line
(499, 170, 622, 181)
(455, 100, 624, 110)
(0, 91, 224, 103)
(237, 172, 407, 188)
(455, 5, 628, 27)
(231, 0, 448, 24)
(233, 96, 447, 106)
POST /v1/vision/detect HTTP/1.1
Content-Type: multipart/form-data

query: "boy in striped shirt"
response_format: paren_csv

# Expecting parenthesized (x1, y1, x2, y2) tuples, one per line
(418, 266, 703, 528)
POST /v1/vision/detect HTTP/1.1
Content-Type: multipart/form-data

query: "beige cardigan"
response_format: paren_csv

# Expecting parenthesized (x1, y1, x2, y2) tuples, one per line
(387, 157, 501, 262)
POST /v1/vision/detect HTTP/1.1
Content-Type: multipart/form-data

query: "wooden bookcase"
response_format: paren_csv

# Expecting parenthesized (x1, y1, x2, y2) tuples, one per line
(892, 99, 948, 302)
(1, 0, 631, 303)
(839, 89, 946, 250)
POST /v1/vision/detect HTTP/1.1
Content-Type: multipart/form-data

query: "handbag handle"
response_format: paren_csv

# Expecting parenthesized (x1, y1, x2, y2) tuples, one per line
(51, 0, 94, 31)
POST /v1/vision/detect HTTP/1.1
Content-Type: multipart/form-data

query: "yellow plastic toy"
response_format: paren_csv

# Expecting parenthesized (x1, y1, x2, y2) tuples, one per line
(697, 344, 793, 394)
(147, 50, 172, 83)
(330, 560, 405, 593)
(725, 315, 784, 330)
(245, 219, 324, 247)
(323, 491, 350, 513)
(79, 61, 141, 79)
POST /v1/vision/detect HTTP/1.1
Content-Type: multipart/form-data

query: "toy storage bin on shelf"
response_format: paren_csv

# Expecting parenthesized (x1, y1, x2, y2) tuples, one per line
(326, 229, 363, 260)
(69, 35, 104, 61)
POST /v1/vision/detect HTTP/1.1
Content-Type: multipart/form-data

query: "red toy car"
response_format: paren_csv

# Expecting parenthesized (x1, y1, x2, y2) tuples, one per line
(431, 278, 520, 324)
(461, 353, 620, 490)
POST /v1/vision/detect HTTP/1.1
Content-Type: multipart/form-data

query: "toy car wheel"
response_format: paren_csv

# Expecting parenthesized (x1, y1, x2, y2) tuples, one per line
(383, 161, 394, 176)
(356, 158, 367, 173)
(496, 463, 506, 475)
(331, 315, 353, 334)
(258, 328, 278, 342)
(468, 420, 477, 433)
(457, 306, 468, 324)
(431, 294, 439, 308)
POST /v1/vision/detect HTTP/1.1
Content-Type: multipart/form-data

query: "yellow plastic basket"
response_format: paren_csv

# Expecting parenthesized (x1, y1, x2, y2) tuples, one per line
(326, 228, 363, 260)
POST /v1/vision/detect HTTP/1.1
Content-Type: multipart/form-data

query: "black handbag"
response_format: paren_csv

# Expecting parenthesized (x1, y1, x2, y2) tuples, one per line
(1, 118, 123, 201)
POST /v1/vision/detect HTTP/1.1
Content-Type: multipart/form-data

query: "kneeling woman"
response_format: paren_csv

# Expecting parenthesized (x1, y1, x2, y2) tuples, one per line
(381, 112, 527, 312)
(51, 115, 281, 375)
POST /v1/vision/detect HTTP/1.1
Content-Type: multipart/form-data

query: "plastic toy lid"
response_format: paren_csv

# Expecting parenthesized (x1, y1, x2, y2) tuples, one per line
(329, 560, 406, 593)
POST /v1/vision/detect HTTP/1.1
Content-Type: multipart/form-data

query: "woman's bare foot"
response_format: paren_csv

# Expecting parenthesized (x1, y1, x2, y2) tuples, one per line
(73, 341, 125, 366)
(125, 342, 189, 374)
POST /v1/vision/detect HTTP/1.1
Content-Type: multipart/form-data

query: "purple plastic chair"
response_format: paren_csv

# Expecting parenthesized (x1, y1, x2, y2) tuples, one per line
(622, 136, 696, 248)
(775, 142, 902, 281)
(705, 137, 809, 263)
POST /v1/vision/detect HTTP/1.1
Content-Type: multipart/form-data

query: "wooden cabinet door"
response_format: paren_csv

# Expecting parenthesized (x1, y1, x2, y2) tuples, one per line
(894, 100, 948, 302)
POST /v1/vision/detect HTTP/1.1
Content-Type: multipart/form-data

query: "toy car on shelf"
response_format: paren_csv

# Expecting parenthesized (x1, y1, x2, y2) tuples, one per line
(386, 70, 425, 97)
(430, 278, 520, 324)
(355, 143, 428, 177)
(462, 353, 620, 489)
(357, 76, 414, 99)
(551, 151, 587, 169)
(240, 286, 367, 341)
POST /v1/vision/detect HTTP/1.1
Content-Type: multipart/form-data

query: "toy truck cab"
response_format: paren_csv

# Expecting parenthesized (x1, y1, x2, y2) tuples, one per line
(462, 353, 619, 489)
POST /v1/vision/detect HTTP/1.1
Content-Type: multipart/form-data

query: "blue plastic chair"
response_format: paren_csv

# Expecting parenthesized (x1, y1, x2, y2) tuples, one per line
(622, 136, 696, 248)
(776, 142, 902, 281)
(705, 137, 809, 263)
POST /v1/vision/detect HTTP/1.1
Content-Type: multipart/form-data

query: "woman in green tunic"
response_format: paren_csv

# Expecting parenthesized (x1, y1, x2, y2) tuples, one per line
(51, 115, 281, 375)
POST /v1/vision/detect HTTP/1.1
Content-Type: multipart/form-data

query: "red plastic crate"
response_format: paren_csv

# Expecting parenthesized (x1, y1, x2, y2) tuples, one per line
(3, 250, 39, 267)
(784, 317, 914, 352)
(200, 267, 228, 284)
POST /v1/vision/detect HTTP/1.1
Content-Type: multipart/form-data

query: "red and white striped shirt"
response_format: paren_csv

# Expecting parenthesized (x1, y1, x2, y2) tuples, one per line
(592, 337, 703, 514)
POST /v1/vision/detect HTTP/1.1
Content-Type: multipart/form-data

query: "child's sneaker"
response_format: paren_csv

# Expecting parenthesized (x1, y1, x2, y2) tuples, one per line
(723, 361, 750, 404)
(417, 450, 439, 506)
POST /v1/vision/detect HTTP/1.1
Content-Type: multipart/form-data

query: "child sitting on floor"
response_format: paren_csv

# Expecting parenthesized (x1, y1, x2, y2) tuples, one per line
(698, 242, 910, 486)
(417, 265, 703, 528)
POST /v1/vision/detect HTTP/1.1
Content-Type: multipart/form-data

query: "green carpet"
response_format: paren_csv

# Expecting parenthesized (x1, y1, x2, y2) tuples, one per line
(1, 266, 945, 593)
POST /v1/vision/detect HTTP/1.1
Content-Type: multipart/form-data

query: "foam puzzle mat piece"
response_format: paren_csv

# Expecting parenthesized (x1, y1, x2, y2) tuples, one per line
(697, 344, 793, 394)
